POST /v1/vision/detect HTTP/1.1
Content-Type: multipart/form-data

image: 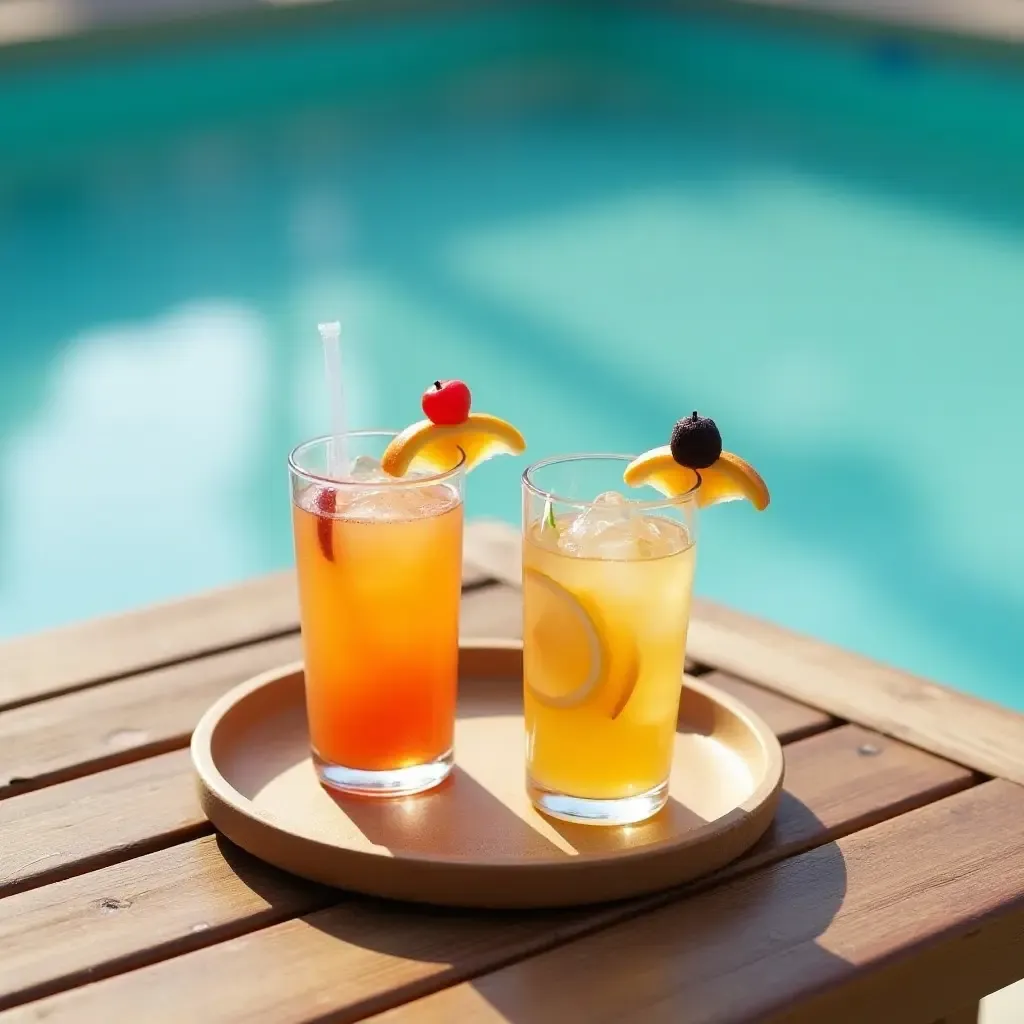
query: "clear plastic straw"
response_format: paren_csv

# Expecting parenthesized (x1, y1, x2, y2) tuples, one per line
(317, 321, 348, 478)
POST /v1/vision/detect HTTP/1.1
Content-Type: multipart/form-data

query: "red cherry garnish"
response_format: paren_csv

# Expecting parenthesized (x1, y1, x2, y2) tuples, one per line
(314, 487, 336, 562)
(421, 379, 471, 425)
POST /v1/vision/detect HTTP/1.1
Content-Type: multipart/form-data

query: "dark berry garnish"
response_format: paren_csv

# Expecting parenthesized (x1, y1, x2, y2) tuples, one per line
(670, 411, 722, 469)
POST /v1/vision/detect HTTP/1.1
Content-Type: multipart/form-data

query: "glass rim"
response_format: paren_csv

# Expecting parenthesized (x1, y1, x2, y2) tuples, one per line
(522, 452, 699, 510)
(288, 430, 467, 488)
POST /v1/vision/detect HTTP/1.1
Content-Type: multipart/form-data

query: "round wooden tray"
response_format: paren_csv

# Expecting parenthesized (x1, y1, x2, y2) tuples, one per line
(192, 641, 784, 909)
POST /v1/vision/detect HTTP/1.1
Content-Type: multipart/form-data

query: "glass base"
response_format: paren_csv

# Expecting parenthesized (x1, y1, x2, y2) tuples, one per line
(527, 776, 669, 826)
(314, 748, 453, 798)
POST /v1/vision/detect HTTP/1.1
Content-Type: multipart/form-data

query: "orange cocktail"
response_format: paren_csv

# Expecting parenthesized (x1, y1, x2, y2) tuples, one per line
(289, 431, 466, 796)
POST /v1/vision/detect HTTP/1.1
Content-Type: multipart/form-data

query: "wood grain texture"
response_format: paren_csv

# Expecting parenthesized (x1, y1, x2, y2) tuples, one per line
(0, 834, 332, 1012)
(696, 670, 835, 744)
(733, 724, 973, 879)
(0, 634, 303, 799)
(1, 727, 974, 1022)
(0, 898, 611, 1024)
(0, 572, 299, 713)
(0, 522, 498, 714)
(687, 598, 1024, 785)
(363, 780, 1024, 1024)
(0, 750, 204, 899)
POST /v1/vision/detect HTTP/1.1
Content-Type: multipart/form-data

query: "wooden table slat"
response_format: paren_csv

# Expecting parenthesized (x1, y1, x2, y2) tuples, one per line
(0, 835, 331, 1012)
(751, 723, 974, 860)
(688, 597, 1024, 786)
(363, 780, 1024, 1024)
(0, 750, 206, 900)
(0, 573, 299, 714)
(0, 725, 974, 1021)
(0, 634, 304, 799)
(697, 670, 836, 744)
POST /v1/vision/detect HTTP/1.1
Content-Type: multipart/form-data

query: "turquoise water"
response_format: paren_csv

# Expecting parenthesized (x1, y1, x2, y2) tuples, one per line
(1, 9, 1022, 707)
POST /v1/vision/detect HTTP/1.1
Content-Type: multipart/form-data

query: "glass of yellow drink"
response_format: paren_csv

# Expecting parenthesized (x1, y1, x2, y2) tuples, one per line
(289, 431, 465, 797)
(522, 454, 698, 825)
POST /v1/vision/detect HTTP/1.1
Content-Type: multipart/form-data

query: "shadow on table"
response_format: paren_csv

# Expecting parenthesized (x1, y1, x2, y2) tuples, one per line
(464, 835, 851, 1024)
(296, 791, 848, 1023)
(211, 832, 334, 907)
(535, 793, 709, 855)
(336, 778, 707, 861)
(327, 767, 569, 860)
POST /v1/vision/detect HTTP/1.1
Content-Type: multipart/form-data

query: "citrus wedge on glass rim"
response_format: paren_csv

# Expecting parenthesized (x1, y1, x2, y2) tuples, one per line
(381, 412, 526, 476)
(523, 568, 639, 719)
(623, 411, 769, 510)
(623, 446, 769, 509)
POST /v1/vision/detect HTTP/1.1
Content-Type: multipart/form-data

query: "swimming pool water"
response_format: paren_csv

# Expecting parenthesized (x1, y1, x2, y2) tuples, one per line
(1, 8, 1022, 707)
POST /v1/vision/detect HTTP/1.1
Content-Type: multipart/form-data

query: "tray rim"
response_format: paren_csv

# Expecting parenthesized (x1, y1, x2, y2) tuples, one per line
(192, 638, 785, 875)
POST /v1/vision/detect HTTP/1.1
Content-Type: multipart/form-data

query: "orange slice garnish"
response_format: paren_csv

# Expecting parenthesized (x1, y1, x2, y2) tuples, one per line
(380, 413, 526, 477)
(623, 445, 770, 510)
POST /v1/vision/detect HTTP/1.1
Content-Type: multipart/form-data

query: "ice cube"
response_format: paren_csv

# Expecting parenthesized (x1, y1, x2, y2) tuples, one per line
(592, 491, 630, 513)
(557, 490, 633, 556)
(558, 492, 685, 560)
(348, 455, 389, 482)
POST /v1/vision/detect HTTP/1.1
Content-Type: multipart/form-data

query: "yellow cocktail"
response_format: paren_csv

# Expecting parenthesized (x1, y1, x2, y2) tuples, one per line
(522, 457, 699, 825)
(522, 419, 768, 825)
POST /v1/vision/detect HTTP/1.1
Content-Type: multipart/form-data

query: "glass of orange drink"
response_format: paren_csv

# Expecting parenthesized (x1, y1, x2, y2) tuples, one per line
(522, 412, 769, 825)
(290, 431, 466, 796)
(290, 374, 526, 798)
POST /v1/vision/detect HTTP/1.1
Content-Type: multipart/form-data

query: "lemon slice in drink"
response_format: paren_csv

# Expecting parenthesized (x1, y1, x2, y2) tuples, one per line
(381, 413, 526, 477)
(523, 569, 639, 717)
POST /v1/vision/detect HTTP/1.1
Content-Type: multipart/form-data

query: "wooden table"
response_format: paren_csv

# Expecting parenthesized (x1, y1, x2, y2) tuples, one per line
(2, 519, 1024, 1024)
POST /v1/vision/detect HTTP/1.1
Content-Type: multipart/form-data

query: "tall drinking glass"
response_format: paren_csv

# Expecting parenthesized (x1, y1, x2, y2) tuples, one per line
(289, 431, 466, 796)
(522, 455, 698, 825)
